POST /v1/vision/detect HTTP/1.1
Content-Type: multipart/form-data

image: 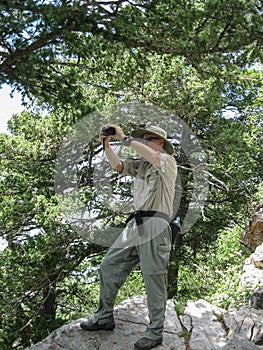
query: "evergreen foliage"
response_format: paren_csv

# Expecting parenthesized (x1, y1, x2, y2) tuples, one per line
(0, 0, 262, 348)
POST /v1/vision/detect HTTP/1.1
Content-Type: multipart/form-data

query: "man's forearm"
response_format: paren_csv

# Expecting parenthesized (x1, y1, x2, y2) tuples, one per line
(104, 143, 123, 171)
(130, 139, 161, 167)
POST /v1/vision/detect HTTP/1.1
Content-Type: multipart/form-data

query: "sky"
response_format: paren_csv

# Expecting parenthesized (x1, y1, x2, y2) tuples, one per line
(0, 84, 24, 133)
(0, 85, 24, 250)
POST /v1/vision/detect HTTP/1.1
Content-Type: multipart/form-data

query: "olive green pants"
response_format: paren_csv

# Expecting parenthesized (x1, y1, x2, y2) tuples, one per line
(91, 217, 171, 340)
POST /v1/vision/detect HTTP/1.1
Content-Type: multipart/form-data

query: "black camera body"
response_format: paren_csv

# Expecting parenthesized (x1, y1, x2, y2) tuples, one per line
(102, 126, 116, 136)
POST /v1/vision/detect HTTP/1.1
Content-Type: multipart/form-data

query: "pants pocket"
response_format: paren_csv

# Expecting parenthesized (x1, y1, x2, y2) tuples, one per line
(157, 244, 171, 269)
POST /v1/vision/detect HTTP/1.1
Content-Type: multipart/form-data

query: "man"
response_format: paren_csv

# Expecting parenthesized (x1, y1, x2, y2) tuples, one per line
(80, 124, 177, 350)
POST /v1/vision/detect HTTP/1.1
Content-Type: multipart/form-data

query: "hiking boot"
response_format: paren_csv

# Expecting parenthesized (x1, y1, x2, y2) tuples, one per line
(80, 316, 115, 331)
(134, 337, 163, 350)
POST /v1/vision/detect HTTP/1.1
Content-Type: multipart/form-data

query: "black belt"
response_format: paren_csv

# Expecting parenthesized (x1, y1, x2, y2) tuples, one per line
(125, 210, 171, 236)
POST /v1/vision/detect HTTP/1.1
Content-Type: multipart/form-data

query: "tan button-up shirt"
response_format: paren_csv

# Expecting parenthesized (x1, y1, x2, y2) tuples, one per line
(122, 153, 177, 219)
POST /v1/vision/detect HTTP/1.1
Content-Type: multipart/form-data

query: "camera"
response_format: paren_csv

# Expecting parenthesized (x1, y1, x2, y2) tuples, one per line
(102, 126, 116, 136)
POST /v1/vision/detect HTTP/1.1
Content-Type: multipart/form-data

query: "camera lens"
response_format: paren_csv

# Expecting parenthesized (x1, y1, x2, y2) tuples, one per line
(102, 126, 116, 136)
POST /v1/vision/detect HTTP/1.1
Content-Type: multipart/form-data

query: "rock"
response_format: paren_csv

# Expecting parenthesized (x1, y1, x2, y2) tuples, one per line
(25, 295, 185, 350)
(24, 242, 263, 350)
(224, 306, 263, 346)
(240, 243, 263, 309)
(241, 254, 263, 289)
(240, 243, 263, 290)
(250, 286, 263, 310)
(25, 296, 263, 350)
(251, 243, 263, 268)
(241, 211, 263, 250)
(181, 299, 228, 349)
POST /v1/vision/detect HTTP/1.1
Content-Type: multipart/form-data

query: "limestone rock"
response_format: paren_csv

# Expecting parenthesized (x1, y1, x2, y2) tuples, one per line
(224, 305, 263, 346)
(241, 211, 263, 250)
(240, 243, 263, 309)
(250, 286, 263, 310)
(25, 295, 185, 350)
(251, 243, 263, 268)
(25, 296, 263, 350)
(181, 299, 228, 349)
(24, 243, 263, 350)
(241, 253, 263, 289)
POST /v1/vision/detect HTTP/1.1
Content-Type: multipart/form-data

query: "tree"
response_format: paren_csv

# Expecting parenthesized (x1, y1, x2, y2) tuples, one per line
(0, 111, 106, 349)
(1, 89, 262, 347)
(0, 0, 262, 104)
(0, 0, 263, 348)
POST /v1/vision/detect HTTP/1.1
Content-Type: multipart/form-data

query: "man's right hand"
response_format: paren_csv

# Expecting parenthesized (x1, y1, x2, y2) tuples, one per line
(99, 124, 125, 145)
(99, 130, 110, 144)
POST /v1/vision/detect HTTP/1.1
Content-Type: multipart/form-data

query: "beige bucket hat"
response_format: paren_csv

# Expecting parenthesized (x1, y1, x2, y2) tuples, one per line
(131, 125, 174, 155)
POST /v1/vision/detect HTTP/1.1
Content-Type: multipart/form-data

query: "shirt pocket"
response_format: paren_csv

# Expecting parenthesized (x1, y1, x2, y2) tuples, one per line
(146, 169, 159, 193)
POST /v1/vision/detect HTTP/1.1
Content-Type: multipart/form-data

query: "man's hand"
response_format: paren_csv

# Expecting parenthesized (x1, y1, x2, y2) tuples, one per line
(99, 124, 125, 146)
(99, 124, 124, 171)
(110, 124, 125, 141)
(99, 127, 111, 145)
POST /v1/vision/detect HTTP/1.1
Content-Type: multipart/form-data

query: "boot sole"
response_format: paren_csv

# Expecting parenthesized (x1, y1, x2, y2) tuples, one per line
(134, 338, 163, 350)
(80, 323, 115, 331)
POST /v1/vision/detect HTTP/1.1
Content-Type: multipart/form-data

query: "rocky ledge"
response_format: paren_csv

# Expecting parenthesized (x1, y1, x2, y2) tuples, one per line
(26, 294, 263, 350)
(26, 243, 263, 350)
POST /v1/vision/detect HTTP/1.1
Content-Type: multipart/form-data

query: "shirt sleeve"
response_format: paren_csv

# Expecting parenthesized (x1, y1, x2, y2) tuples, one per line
(121, 159, 140, 177)
(159, 152, 167, 173)
(159, 153, 177, 181)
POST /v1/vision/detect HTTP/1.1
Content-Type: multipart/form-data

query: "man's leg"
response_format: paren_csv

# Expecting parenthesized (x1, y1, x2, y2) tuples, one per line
(83, 245, 139, 326)
(136, 219, 171, 342)
(133, 273, 167, 349)
(142, 273, 168, 339)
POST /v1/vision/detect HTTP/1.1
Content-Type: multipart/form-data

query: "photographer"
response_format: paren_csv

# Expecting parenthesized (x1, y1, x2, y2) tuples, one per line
(80, 124, 177, 350)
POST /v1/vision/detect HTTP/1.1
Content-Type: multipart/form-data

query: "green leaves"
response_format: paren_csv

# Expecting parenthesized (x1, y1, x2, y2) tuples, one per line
(1, 0, 262, 105)
(176, 225, 252, 310)
(0, 1, 262, 348)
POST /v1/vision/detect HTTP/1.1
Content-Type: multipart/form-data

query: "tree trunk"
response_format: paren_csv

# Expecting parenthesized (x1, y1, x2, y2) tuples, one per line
(167, 233, 183, 298)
